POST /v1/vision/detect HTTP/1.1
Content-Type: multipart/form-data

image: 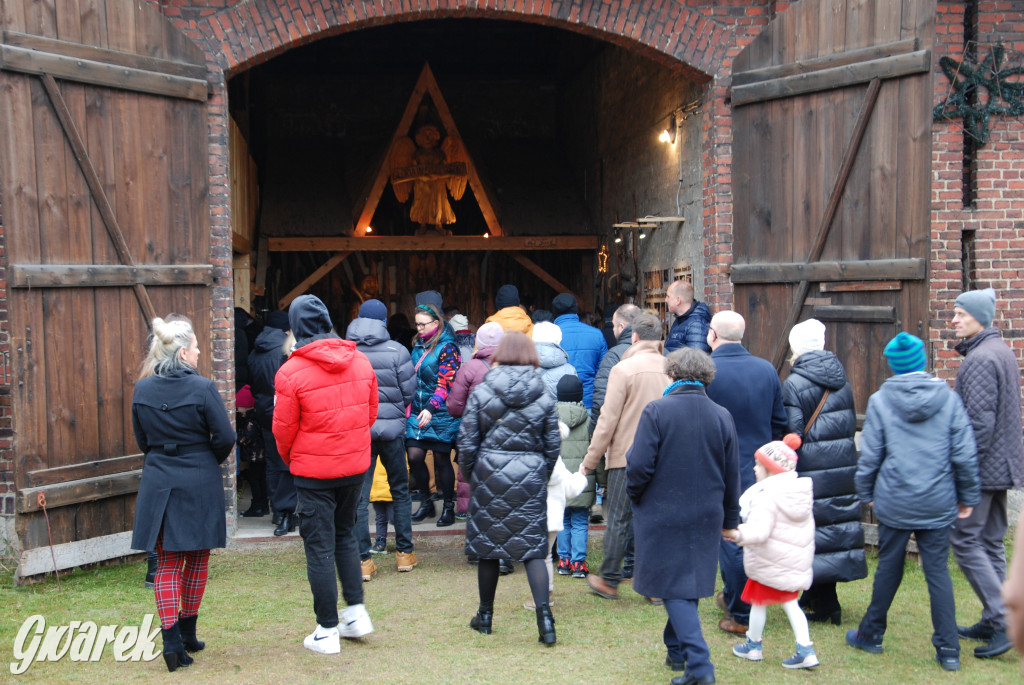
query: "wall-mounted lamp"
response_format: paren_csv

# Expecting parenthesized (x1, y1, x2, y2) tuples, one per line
(365, 226, 373, 234)
(658, 114, 677, 145)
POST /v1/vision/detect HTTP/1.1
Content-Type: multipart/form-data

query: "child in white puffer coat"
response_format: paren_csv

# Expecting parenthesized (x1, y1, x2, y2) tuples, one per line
(723, 433, 817, 669)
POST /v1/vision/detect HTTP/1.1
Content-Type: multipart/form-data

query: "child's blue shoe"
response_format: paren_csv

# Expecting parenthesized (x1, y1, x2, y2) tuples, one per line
(935, 648, 960, 671)
(782, 642, 819, 669)
(732, 638, 763, 661)
(845, 628, 884, 654)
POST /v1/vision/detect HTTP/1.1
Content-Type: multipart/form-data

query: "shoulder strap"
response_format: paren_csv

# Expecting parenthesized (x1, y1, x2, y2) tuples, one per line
(803, 389, 830, 437)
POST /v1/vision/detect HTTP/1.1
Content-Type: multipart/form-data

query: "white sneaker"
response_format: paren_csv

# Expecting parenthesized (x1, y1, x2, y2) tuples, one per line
(339, 604, 374, 638)
(303, 624, 340, 654)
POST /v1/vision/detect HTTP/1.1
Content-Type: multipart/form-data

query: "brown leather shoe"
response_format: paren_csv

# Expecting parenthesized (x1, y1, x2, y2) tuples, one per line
(586, 574, 619, 600)
(715, 591, 732, 619)
(718, 618, 748, 635)
(396, 552, 417, 572)
(360, 558, 377, 582)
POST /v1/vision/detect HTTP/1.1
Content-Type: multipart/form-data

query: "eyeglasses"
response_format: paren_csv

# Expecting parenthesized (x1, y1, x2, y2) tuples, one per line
(415, 322, 433, 328)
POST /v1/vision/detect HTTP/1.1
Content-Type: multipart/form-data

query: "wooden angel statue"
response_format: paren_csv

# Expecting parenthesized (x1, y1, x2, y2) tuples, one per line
(389, 123, 468, 232)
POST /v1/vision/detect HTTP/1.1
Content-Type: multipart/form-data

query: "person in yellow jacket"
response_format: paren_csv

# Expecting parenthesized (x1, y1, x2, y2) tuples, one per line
(485, 284, 533, 336)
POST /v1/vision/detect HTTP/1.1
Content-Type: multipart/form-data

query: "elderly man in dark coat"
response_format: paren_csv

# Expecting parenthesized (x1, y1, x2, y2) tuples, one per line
(627, 347, 741, 685)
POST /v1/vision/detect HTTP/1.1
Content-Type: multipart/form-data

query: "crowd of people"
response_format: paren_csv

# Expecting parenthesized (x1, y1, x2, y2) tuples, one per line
(128, 282, 1024, 682)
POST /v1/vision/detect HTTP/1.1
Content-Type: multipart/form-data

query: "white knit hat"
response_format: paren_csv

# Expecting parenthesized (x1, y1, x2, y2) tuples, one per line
(789, 318, 826, 358)
(532, 321, 563, 345)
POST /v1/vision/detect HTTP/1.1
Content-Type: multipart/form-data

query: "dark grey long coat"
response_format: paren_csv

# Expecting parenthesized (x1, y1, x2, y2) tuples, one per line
(130, 368, 236, 552)
(457, 365, 561, 561)
(627, 385, 741, 600)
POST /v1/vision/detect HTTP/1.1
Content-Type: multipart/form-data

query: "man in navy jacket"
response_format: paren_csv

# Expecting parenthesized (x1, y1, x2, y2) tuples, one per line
(553, 293, 607, 409)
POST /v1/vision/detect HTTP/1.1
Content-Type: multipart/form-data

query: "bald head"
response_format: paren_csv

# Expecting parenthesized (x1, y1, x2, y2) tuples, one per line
(708, 310, 744, 350)
(667, 280, 696, 316)
(612, 303, 641, 335)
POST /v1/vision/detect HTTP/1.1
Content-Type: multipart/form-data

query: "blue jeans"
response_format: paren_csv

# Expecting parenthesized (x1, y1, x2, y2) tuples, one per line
(295, 477, 364, 629)
(720, 538, 749, 625)
(858, 522, 958, 653)
(557, 507, 590, 562)
(663, 599, 713, 679)
(356, 438, 414, 560)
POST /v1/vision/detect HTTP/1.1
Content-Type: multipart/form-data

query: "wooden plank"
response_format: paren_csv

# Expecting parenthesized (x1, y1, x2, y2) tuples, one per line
(269, 235, 599, 252)
(16, 470, 142, 513)
(731, 50, 930, 106)
(232, 231, 251, 254)
(279, 251, 352, 309)
(3, 30, 207, 79)
(0, 44, 207, 101)
(732, 38, 917, 86)
(731, 258, 925, 283)
(17, 530, 136, 579)
(39, 74, 156, 323)
(507, 252, 577, 302)
(820, 280, 902, 292)
(10, 264, 214, 287)
(25, 453, 144, 487)
(811, 305, 897, 323)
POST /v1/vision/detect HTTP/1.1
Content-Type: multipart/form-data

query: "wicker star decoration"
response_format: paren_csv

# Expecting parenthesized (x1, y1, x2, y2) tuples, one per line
(933, 43, 1024, 146)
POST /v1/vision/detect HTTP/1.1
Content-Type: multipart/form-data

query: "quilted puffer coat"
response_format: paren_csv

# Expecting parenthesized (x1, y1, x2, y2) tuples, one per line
(664, 300, 712, 354)
(954, 327, 1024, 490)
(736, 471, 815, 593)
(536, 341, 577, 397)
(783, 350, 867, 583)
(457, 365, 561, 561)
(345, 316, 416, 442)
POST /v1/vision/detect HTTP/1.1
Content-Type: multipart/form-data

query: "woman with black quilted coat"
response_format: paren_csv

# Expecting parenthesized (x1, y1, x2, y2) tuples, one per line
(783, 319, 867, 624)
(457, 331, 562, 645)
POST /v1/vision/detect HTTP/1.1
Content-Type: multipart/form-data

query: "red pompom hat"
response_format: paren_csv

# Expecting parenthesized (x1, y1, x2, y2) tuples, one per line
(754, 433, 802, 474)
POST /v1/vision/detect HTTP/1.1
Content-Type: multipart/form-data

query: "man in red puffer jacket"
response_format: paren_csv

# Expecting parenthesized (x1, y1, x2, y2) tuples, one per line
(273, 294, 378, 655)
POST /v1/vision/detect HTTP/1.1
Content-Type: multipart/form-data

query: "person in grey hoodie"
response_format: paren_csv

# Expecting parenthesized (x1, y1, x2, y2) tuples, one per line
(949, 288, 1024, 659)
(846, 332, 980, 672)
(345, 299, 418, 578)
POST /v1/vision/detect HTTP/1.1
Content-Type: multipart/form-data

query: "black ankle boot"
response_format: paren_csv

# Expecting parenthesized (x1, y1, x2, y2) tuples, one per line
(436, 500, 456, 527)
(274, 512, 295, 536)
(470, 606, 493, 635)
(161, 622, 194, 672)
(411, 492, 436, 522)
(536, 604, 556, 646)
(144, 552, 158, 588)
(178, 613, 205, 653)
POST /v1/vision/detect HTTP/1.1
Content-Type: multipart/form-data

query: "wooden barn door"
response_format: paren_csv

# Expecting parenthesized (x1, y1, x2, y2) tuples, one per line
(0, 1, 212, 579)
(730, 0, 935, 414)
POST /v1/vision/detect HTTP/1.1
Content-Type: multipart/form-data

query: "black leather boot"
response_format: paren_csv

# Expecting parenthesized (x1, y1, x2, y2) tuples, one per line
(161, 622, 194, 672)
(536, 604, 556, 646)
(274, 512, 295, 536)
(411, 491, 436, 522)
(436, 499, 456, 527)
(144, 551, 158, 588)
(178, 613, 205, 653)
(470, 605, 493, 635)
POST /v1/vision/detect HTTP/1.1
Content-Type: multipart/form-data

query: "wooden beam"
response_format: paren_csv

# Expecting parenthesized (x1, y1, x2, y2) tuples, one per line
(508, 251, 577, 300)
(279, 251, 352, 310)
(10, 264, 213, 288)
(732, 38, 918, 86)
(25, 454, 144, 488)
(16, 470, 142, 513)
(17, 531, 137, 580)
(730, 259, 925, 284)
(232, 231, 251, 255)
(731, 50, 930, 106)
(811, 305, 897, 323)
(40, 75, 156, 323)
(2, 30, 207, 80)
(771, 79, 884, 370)
(820, 280, 903, 293)
(269, 236, 599, 252)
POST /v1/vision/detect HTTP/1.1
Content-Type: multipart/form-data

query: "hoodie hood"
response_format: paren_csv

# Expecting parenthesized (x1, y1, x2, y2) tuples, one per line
(536, 341, 570, 369)
(879, 372, 951, 423)
(253, 326, 287, 354)
(345, 316, 391, 346)
(289, 337, 358, 374)
(557, 401, 588, 429)
(790, 350, 849, 391)
(485, 365, 546, 409)
(289, 294, 335, 346)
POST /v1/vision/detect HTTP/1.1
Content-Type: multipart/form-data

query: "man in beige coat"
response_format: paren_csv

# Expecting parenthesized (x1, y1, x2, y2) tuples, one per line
(580, 313, 670, 600)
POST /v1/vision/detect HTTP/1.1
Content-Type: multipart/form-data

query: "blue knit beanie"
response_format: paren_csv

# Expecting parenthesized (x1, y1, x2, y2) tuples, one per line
(884, 332, 926, 374)
(359, 298, 388, 322)
(954, 288, 996, 328)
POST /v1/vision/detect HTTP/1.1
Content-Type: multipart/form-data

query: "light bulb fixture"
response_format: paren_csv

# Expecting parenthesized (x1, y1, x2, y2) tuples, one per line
(614, 235, 622, 244)
(638, 229, 647, 239)
(659, 114, 677, 145)
(483, 232, 489, 238)
(365, 226, 373, 233)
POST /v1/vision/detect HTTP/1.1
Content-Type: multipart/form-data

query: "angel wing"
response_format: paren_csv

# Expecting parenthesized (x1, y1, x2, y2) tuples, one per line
(442, 135, 468, 201)
(389, 136, 417, 203)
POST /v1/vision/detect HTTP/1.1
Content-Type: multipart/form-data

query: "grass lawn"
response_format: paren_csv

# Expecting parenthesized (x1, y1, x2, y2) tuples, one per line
(1, 533, 1022, 684)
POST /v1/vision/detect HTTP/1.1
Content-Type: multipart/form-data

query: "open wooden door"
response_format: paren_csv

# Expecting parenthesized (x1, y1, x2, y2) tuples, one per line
(0, 0, 213, 580)
(730, 0, 935, 413)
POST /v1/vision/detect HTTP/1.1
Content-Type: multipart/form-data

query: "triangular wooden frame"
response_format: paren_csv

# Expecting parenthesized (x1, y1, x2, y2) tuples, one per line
(352, 62, 504, 237)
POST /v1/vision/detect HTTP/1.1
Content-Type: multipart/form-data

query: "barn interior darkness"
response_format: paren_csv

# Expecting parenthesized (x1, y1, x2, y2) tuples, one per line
(228, 19, 703, 328)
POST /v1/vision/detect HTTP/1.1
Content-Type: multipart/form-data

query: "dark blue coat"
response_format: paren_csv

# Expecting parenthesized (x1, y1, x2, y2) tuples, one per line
(130, 367, 236, 552)
(554, 313, 608, 409)
(664, 300, 712, 354)
(706, 344, 788, 490)
(248, 326, 287, 429)
(783, 350, 867, 584)
(627, 385, 741, 600)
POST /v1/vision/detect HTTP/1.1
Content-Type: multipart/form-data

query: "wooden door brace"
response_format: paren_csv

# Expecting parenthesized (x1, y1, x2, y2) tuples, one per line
(771, 78, 882, 370)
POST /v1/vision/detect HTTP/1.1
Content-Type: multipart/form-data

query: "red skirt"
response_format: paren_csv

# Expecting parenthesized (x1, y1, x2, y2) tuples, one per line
(741, 579, 799, 606)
